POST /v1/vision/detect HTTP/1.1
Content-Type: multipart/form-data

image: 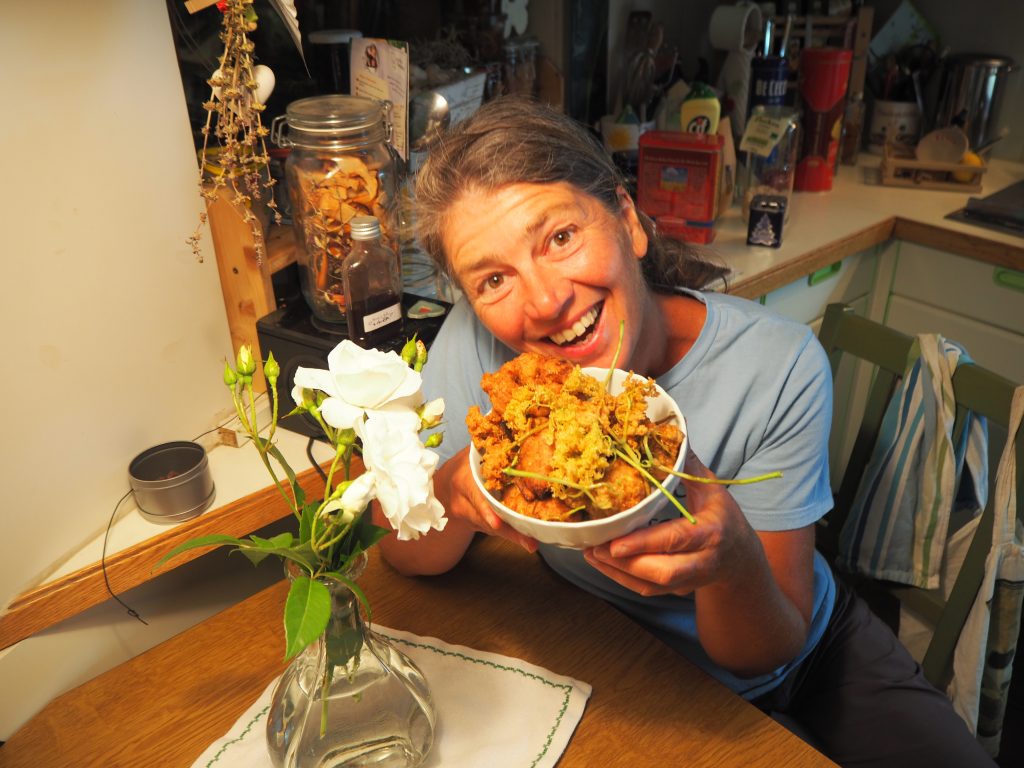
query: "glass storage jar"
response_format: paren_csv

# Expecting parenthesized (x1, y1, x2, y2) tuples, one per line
(271, 96, 400, 328)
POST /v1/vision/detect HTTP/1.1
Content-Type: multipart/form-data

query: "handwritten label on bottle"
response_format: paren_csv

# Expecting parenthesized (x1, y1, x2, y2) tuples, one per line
(363, 302, 402, 333)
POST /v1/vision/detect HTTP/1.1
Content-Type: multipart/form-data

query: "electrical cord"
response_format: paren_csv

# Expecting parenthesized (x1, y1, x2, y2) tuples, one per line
(306, 436, 328, 483)
(100, 489, 149, 625)
(98, 412, 248, 624)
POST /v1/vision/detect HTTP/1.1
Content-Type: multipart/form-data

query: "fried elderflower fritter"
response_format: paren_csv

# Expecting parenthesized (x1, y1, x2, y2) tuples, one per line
(467, 352, 683, 522)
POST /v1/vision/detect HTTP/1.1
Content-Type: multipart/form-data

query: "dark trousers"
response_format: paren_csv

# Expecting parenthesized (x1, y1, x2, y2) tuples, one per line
(753, 578, 996, 767)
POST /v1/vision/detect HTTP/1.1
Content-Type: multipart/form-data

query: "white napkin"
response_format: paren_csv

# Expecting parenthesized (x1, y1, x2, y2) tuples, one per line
(192, 626, 592, 768)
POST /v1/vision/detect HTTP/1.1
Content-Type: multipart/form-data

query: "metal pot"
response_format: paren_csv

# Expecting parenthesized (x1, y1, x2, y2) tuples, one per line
(933, 53, 1018, 151)
(129, 441, 216, 523)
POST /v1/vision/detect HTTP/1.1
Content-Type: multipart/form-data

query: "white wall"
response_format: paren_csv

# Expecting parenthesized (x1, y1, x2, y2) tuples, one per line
(0, 0, 272, 739)
(0, 3, 232, 599)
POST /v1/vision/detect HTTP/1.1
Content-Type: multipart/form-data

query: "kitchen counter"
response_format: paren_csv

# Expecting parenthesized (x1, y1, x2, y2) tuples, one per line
(704, 153, 1024, 300)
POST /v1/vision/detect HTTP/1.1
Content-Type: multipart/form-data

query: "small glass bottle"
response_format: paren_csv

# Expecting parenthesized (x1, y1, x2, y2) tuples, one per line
(343, 215, 404, 348)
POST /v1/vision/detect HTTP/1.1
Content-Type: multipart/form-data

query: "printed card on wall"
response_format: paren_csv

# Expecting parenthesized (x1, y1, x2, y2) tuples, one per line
(351, 38, 410, 161)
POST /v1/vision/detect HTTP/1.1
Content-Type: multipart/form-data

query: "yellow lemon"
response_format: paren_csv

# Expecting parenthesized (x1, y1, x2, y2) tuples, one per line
(952, 151, 984, 183)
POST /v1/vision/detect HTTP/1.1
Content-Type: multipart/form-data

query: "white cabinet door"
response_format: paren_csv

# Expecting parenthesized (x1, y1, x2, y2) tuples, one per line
(762, 249, 879, 325)
(890, 243, 1024, 336)
(886, 295, 1024, 385)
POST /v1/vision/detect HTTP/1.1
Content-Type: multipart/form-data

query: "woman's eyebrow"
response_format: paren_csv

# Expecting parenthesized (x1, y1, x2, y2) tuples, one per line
(524, 203, 579, 238)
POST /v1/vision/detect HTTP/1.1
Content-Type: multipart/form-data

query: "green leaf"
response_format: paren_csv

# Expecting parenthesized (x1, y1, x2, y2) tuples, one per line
(251, 532, 295, 549)
(283, 577, 331, 660)
(350, 514, 389, 553)
(299, 501, 318, 545)
(155, 534, 249, 567)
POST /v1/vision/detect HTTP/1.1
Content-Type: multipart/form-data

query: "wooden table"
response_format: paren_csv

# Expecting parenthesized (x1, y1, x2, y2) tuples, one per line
(1, 537, 836, 767)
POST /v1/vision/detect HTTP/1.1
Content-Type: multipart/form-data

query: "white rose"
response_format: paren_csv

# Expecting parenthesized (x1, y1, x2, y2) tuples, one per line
(419, 398, 445, 429)
(320, 473, 377, 523)
(359, 414, 447, 541)
(293, 340, 424, 430)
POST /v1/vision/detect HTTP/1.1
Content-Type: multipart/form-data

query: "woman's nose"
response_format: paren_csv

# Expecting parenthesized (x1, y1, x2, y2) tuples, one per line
(520, 267, 572, 320)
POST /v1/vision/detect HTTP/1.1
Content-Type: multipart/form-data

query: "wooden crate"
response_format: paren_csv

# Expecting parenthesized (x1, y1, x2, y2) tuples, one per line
(879, 142, 986, 193)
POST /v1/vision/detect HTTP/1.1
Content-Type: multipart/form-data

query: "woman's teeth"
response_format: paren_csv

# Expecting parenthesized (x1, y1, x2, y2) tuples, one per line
(549, 307, 599, 346)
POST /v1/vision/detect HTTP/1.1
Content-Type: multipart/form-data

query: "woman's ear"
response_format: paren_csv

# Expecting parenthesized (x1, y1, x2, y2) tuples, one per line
(616, 186, 649, 259)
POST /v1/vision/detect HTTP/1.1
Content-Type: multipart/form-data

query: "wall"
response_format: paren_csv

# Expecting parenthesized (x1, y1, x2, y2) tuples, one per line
(0, 0, 277, 739)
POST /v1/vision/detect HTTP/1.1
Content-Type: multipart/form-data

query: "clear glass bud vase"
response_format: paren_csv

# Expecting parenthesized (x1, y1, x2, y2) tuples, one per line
(266, 556, 436, 768)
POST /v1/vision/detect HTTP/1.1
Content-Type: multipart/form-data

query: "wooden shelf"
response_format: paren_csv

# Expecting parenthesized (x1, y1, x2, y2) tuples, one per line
(0, 463, 332, 652)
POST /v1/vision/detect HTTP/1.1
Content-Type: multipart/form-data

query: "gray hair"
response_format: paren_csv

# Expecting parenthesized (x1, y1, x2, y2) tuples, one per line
(413, 96, 724, 292)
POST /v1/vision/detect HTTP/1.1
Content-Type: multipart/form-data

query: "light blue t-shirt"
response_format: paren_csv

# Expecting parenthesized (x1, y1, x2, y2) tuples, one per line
(422, 289, 836, 699)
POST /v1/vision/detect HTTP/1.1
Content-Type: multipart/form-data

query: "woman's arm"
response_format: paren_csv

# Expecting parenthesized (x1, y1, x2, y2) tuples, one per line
(584, 449, 814, 677)
(376, 446, 538, 576)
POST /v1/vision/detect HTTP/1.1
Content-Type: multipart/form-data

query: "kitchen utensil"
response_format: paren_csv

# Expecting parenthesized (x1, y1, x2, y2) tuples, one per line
(868, 100, 921, 155)
(915, 125, 969, 163)
(778, 14, 792, 58)
(409, 90, 450, 150)
(933, 54, 1018, 152)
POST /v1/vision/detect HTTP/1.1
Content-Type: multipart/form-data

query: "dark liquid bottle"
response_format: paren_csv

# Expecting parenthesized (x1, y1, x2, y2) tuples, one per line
(343, 215, 404, 348)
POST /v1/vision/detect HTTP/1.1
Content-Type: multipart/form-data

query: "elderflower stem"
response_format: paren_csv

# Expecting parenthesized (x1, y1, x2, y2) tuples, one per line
(665, 469, 784, 485)
(612, 449, 696, 524)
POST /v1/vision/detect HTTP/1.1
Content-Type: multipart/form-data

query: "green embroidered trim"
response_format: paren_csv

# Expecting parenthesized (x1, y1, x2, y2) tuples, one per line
(206, 632, 579, 768)
(204, 704, 270, 767)
(384, 632, 575, 768)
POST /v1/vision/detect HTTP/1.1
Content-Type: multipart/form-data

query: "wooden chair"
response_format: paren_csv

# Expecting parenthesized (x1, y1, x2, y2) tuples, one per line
(816, 302, 1024, 689)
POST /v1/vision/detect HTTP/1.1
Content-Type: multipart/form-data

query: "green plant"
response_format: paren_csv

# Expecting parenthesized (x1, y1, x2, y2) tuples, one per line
(159, 338, 447, 660)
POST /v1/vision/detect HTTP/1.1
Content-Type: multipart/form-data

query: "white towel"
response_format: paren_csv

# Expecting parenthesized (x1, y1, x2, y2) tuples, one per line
(192, 626, 592, 768)
(838, 335, 988, 589)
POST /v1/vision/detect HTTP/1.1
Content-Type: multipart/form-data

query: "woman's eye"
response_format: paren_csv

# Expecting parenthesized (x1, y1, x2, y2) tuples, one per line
(551, 228, 574, 248)
(483, 273, 505, 291)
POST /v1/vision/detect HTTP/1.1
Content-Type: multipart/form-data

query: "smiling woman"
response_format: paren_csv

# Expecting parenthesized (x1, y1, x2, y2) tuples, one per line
(376, 96, 1001, 767)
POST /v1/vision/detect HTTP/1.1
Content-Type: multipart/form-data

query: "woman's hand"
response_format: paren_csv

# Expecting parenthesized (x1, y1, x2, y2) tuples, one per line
(378, 446, 537, 576)
(439, 446, 539, 552)
(583, 448, 816, 677)
(583, 448, 762, 596)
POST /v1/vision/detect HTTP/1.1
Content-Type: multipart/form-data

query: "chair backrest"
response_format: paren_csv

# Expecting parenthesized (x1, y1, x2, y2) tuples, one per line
(816, 302, 1024, 687)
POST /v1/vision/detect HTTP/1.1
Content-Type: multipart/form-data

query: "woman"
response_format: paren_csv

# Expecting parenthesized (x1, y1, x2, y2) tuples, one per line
(377, 97, 992, 767)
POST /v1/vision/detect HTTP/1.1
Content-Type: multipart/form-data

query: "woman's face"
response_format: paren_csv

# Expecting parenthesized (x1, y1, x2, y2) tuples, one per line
(442, 181, 662, 373)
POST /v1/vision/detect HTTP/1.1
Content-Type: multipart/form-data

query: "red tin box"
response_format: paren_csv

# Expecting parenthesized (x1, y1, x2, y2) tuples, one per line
(637, 131, 724, 244)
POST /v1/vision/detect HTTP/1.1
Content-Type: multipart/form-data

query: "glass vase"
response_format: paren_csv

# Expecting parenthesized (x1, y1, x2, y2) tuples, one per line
(266, 555, 436, 768)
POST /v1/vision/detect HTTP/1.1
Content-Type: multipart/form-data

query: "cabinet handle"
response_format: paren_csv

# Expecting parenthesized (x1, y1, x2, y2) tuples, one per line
(993, 268, 1024, 293)
(808, 262, 842, 286)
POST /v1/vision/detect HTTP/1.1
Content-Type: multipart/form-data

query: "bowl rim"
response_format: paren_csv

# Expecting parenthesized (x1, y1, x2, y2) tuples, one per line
(468, 366, 687, 533)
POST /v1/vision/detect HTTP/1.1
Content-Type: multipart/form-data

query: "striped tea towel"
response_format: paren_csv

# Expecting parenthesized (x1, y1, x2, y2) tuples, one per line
(837, 335, 988, 589)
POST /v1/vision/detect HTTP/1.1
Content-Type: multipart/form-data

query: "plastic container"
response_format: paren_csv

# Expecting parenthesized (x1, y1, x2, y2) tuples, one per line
(271, 96, 399, 328)
(794, 48, 852, 191)
(679, 82, 721, 135)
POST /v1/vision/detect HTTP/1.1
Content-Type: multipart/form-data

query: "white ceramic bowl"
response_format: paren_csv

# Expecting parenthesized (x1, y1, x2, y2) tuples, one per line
(469, 367, 687, 549)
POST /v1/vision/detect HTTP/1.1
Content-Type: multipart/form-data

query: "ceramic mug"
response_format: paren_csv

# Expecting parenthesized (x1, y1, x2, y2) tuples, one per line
(867, 100, 921, 155)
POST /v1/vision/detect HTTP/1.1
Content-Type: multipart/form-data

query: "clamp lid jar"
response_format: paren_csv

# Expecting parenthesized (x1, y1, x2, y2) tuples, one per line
(271, 95, 400, 328)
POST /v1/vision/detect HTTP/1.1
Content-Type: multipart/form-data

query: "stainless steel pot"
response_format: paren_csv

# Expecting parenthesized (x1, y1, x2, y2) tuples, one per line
(933, 53, 1018, 151)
